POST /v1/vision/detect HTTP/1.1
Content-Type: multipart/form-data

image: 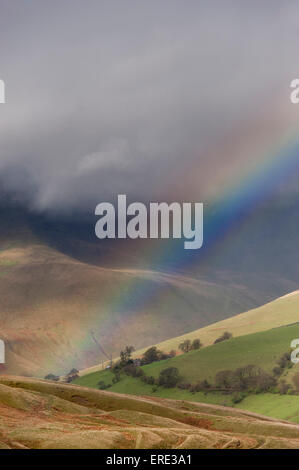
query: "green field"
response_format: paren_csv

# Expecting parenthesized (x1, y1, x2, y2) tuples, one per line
(75, 322, 299, 422)
(235, 394, 299, 423)
(76, 322, 299, 385)
(76, 371, 224, 401)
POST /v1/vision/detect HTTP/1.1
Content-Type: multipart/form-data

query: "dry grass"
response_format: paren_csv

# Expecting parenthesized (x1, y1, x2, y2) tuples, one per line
(0, 375, 299, 449)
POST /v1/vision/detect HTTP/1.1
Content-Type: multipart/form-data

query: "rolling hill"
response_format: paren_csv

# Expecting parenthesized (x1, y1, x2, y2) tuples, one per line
(78, 323, 299, 385)
(75, 322, 299, 423)
(80, 291, 299, 376)
(1, 375, 299, 449)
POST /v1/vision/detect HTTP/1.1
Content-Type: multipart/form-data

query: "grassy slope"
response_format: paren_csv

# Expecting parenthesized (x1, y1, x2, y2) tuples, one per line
(235, 394, 299, 423)
(75, 323, 299, 423)
(80, 291, 299, 376)
(151, 291, 299, 353)
(1, 375, 299, 449)
(77, 323, 299, 384)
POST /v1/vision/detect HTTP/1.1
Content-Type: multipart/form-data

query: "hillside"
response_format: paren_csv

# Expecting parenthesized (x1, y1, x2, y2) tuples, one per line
(75, 323, 299, 423)
(1, 376, 299, 449)
(147, 291, 299, 354)
(80, 291, 299, 376)
(79, 323, 299, 384)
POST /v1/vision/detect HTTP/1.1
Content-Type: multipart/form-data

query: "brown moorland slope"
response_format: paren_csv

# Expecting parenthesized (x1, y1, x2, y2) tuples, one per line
(1, 240, 282, 377)
(0, 376, 299, 449)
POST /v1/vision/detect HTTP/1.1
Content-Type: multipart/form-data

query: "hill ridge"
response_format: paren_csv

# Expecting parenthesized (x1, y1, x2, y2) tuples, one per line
(79, 290, 299, 376)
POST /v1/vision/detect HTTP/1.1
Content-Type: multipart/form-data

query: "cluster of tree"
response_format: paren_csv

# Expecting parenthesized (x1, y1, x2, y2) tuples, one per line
(65, 368, 79, 383)
(175, 364, 277, 396)
(97, 380, 112, 390)
(213, 355, 298, 397)
(115, 344, 176, 371)
(141, 346, 176, 365)
(44, 373, 60, 382)
(178, 379, 211, 393)
(178, 338, 202, 353)
(107, 345, 136, 384)
(44, 368, 79, 383)
(214, 364, 275, 392)
(158, 367, 181, 388)
(101, 344, 176, 389)
(118, 361, 181, 388)
(120, 345, 135, 366)
(272, 352, 293, 377)
(213, 331, 232, 344)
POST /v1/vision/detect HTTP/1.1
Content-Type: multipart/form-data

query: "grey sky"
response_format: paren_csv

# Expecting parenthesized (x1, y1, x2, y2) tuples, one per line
(0, 1, 298, 212)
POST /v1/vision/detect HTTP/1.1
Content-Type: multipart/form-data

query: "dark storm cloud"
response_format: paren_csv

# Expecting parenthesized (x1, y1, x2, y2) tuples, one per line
(0, 0, 298, 212)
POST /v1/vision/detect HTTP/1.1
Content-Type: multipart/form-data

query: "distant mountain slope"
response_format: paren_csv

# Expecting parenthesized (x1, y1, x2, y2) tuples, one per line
(1, 242, 278, 377)
(1, 376, 299, 449)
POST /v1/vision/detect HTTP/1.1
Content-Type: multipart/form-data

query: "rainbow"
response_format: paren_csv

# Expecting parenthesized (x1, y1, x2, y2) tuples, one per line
(37, 100, 299, 373)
